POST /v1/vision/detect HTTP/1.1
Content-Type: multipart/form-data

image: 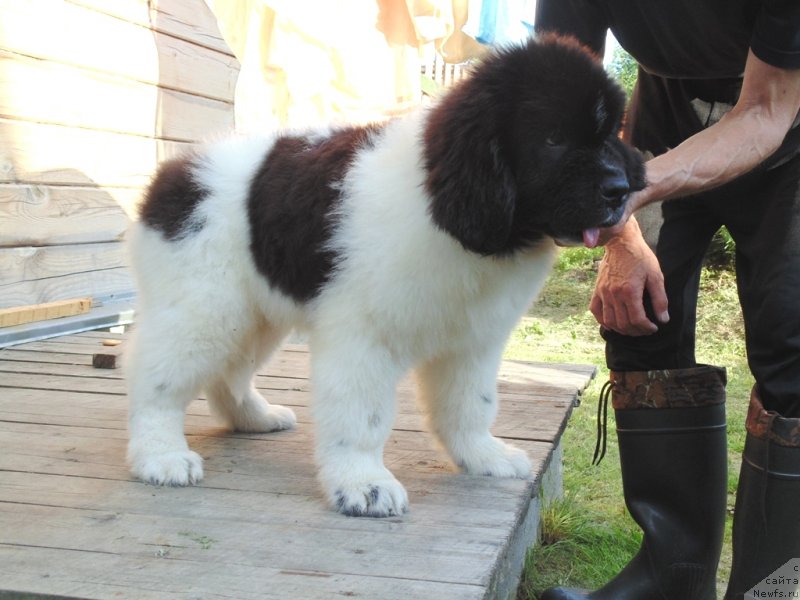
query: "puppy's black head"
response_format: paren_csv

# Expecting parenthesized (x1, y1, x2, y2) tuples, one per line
(424, 34, 645, 254)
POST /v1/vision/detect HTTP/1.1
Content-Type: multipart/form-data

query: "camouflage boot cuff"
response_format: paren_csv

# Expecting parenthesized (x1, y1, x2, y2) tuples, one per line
(745, 388, 800, 448)
(609, 366, 727, 411)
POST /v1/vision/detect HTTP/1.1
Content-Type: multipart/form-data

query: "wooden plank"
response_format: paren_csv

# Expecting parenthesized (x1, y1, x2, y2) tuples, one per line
(0, 117, 191, 188)
(0, 350, 584, 415)
(1, 338, 591, 392)
(0, 297, 92, 328)
(0, 49, 235, 142)
(0, 442, 538, 525)
(0, 391, 563, 453)
(0, 342, 590, 421)
(0, 336, 581, 462)
(1, 333, 594, 390)
(0, 417, 552, 492)
(0, 366, 573, 412)
(0, 335, 574, 448)
(0, 433, 545, 598)
(0, 242, 126, 285)
(0, 545, 483, 600)
(0, 381, 568, 449)
(7, 330, 127, 346)
(0, 184, 137, 248)
(5, 331, 593, 373)
(0, 496, 504, 577)
(0, 413, 550, 515)
(0, 0, 239, 103)
(0, 347, 189, 367)
(0, 490, 502, 596)
(0, 358, 279, 384)
(0, 333, 591, 599)
(68, 0, 236, 56)
(0, 242, 129, 309)
(0, 266, 132, 310)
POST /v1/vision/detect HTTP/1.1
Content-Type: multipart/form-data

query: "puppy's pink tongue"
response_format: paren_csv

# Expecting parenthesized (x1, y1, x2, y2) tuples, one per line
(583, 228, 600, 248)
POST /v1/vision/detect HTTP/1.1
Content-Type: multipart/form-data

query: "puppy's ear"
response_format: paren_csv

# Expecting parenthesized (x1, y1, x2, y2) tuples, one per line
(423, 86, 516, 256)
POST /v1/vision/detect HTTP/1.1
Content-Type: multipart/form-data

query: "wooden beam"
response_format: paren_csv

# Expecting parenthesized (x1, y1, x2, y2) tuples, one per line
(0, 1, 239, 103)
(0, 242, 132, 309)
(0, 117, 192, 188)
(0, 297, 92, 328)
(0, 49, 235, 143)
(67, 0, 236, 56)
(0, 184, 138, 248)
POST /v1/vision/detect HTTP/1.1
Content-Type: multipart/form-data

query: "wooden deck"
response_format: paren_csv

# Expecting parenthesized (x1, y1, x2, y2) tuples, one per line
(0, 330, 595, 600)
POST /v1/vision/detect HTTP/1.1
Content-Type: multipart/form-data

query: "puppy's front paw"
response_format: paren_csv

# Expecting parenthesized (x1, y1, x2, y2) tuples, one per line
(324, 470, 409, 517)
(457, 437, 531, 478)
(130, 449, 204, 486)
(334, 479, 409, 518)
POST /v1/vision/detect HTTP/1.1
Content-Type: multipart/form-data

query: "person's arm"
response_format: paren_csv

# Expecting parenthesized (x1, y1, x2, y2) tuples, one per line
(593, 50, 800, 336)
(631, 50, 800, 213)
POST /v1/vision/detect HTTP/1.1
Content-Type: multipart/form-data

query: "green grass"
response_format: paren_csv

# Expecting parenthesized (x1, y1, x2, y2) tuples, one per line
(506, 247, 750, 599)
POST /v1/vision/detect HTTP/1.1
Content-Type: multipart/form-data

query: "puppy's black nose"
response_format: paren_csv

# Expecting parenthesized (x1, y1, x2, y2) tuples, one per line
(601, 167, 630, 208)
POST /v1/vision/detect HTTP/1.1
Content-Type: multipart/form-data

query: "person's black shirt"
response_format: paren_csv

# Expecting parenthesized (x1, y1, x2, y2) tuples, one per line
(536, 0, 800, 76)
(535, 0, 800, 159)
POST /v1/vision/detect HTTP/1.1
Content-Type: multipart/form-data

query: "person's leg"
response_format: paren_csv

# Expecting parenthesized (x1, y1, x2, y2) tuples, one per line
(720, 156, 800, 598)
(727, 157, 800, 419)
(603, 195, 721, 371)
(543, 197, 730, 600)
(724, 388, 800, 600)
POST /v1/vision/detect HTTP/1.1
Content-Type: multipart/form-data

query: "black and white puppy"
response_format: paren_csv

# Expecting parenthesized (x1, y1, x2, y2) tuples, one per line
(126, 34, 644, 517)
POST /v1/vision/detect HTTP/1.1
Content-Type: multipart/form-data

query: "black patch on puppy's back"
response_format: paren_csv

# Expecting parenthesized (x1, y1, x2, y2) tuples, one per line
(248, 125, 382, 302)
(140, 156, 208, 241)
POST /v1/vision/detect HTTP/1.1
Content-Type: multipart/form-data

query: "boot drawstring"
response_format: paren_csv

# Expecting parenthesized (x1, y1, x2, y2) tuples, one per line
(592, 379, 614, 466)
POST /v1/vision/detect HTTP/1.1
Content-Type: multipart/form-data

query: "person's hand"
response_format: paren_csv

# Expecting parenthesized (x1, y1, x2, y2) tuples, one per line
(590, 218, 669, 336)
(596, 187, 652, 245)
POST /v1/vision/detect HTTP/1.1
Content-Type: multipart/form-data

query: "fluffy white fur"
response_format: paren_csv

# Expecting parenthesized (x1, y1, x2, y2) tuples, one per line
(126, 111, 557, 517)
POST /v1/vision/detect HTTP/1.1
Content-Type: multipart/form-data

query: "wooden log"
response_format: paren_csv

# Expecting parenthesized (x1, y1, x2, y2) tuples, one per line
(0, 0, 239, 103)
(0, 297, 92, 328)
(0, 49, 235, 143)
(67, 0, 235, 56)
(0, 240, 132, 308)
(0, 242, 126, 286)
(0, 267, 132, 310)
(0, 184, 138, 248)
(0, 117, 192, 188)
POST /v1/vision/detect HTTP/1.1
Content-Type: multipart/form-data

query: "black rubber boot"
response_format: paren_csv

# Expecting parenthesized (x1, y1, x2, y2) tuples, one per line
(723, 388, 800, 600)
(541, 366, 728, 600)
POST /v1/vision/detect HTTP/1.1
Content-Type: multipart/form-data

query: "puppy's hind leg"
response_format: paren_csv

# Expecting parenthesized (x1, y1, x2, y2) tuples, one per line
(206, 324, 296, 433)
(416, 344, 531, 478)
(312, 336, 408, 517)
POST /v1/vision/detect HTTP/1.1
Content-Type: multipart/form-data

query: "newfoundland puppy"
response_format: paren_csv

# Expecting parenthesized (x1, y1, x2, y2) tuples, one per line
(126, 34, 644, 517)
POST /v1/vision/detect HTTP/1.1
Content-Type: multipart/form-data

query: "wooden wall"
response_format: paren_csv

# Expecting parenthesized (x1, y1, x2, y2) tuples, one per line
(0, 0, 239, 310)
